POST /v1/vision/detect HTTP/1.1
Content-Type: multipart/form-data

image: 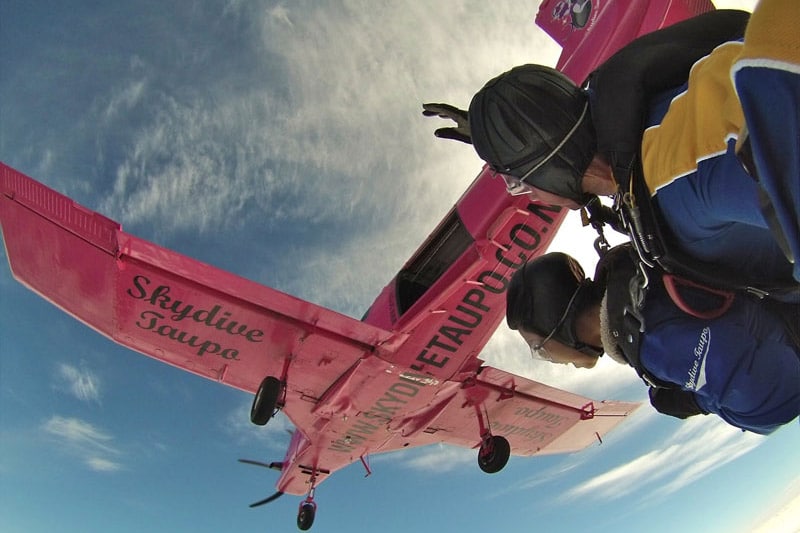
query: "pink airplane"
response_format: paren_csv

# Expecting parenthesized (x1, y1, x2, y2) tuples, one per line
(0, 1, 714, 529)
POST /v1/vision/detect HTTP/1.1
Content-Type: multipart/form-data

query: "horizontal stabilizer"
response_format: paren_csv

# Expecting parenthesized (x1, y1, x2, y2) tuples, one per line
(535, 0, 715, 83)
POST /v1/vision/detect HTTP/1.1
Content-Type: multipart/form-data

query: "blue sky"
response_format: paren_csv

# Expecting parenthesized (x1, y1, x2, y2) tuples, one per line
(0, 1, 797, 532)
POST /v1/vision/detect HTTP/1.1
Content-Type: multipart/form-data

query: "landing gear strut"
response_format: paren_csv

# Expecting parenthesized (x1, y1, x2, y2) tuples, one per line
(471, 400, 511, 474)
(250, 376, 285, 426)
(297, 472, 319, 530)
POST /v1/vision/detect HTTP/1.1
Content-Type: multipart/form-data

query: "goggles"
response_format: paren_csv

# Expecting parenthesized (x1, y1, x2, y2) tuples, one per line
(494, 169, 538, 196)
(526, 283, 580, 361)
(525, 282, 604, 361)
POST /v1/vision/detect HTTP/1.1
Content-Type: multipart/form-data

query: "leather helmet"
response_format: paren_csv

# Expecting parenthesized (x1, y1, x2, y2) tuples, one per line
(469, 64, 596, 205)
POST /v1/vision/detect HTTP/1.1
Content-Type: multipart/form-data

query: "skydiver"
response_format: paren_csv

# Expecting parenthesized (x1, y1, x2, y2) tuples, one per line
(423, 0, 800, 432)
(424, 1, 800, 286)
(503, 245, 800, 434)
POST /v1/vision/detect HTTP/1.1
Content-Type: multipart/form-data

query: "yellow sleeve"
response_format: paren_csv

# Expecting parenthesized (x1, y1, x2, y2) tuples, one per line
(641, 43, 744, 193)
(736, 0, 800, 66)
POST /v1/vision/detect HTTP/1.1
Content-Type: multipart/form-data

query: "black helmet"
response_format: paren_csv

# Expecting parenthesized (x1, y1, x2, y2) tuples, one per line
(507, 252, 601, 354)
(469, 64, 596, 205)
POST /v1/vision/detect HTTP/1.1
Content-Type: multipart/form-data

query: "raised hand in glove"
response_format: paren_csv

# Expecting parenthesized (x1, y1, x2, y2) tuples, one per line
(422, 103, 471, 144)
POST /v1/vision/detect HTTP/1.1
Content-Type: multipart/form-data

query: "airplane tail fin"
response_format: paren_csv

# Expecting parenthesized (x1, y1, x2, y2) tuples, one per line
(535, 0, 715, 83)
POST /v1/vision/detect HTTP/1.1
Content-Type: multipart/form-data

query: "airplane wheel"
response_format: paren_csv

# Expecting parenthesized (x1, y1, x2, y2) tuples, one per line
(478, 435, 510, 474)
(250, 376, 282, 426)
(297, 502, 316, 531)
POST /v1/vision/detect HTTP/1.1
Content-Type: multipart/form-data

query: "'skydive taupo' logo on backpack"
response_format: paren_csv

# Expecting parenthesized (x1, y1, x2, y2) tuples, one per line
(685, 326, 711, 391)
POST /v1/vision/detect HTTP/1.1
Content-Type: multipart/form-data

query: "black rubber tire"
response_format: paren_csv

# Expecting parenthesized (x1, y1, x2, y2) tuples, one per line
(297, 502, 316, 531)
(478, 435, 511, 474)
(250, 376, 282, 426)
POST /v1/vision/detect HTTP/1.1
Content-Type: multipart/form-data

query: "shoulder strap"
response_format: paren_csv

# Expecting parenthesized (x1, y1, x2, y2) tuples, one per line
(599, 244, 676, 389)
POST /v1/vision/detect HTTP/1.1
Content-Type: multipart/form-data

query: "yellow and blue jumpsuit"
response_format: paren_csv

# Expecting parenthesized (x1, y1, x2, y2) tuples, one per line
(642, 0, 799, 282)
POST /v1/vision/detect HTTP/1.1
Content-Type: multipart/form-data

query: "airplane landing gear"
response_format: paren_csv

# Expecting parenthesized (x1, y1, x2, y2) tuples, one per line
(238, 458, 323, 530)
(297, 498, 317, 530)
(477, 434, 511, 474)
(471, 399, 511, 474)
(250, 376, 285, 426)
(297, 472, 319, 530)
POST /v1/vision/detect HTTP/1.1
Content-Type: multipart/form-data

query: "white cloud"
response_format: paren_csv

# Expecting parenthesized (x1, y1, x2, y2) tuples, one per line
(102, 79, 147, 121)
(268, 5, 293, 27)
(249, 0, 559, 208)
(400, 443, 475, 473)
(43, 416, 114, 451)
(86, 457, 123, 472)
(57, 363, 101, 403)
(564, 416, 765, 502)
(489, 407, 657, 502)
(749, 477, 800, 533)
(223, 400, 295, 452)
(91, 0, 562, 316)
(42, 416, 123, 473)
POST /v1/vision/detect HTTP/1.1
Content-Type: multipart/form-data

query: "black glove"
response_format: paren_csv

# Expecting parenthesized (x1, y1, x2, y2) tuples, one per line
(422, 103, 471, 144)
(648, 387, 707, 419)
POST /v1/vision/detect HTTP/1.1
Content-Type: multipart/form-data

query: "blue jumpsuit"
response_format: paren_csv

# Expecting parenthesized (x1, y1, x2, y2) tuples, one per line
(640, 283, 799, 435)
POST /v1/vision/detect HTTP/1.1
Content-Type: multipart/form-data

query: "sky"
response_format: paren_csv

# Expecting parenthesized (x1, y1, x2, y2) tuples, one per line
(0, 1, 797, 532)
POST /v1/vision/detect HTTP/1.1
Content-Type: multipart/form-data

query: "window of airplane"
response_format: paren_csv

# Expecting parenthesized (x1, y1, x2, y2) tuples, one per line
(396, 211, 473, 315)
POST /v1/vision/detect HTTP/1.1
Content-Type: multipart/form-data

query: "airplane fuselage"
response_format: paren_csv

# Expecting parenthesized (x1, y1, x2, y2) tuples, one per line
(272, 168, 571, 495)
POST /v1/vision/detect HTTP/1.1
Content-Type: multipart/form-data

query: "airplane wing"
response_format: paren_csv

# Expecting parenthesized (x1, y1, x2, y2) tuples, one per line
(367, 366, 638, 458)
(446, 366, 637, 455)
(0, 163, 392, 407)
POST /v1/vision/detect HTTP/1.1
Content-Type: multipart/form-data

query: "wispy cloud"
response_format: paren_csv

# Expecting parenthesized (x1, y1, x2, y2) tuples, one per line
(42, 416, 123, 472)
(563, 416, 765, 503)
(267, 5, 292, 27)
(43, 416, 114, 451)
(86, 0, 562, 317)
(489, 408, 657, 503)
(102, 79, 147, 122)
(749, 477, 800, 533)
(86, 457, 123, 472)
(400, 444, 475, 473)
(223, 400, 295, 452)
(56, 363, 101, 403)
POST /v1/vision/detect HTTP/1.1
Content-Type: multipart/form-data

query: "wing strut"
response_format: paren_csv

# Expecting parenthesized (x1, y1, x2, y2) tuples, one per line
(359, 454, 372, 478)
